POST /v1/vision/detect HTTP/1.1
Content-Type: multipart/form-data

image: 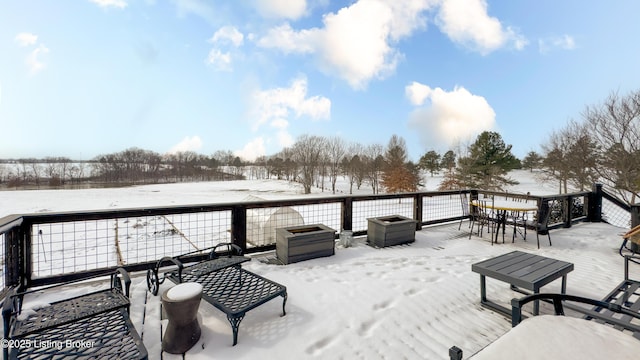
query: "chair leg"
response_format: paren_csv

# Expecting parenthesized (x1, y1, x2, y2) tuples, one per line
(547, 232, 552, 246)
(536, 231, 540, 249)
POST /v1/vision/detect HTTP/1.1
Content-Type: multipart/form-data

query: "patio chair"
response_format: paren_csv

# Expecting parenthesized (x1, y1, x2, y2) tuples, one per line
(621, 224, 640, 264)
(525, 208, 552, 249)
(511, 291, 640, 340)
(2, 268, 147, 359)
(507, 197, 531, 242)
(458, 192, 471, 231)
(512, 250, 640, 340)
(469, 198, 495, 240)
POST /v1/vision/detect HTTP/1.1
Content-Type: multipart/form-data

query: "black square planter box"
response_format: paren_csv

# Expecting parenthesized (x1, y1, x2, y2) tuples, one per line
(367, 215, 417, 248)
(276, 224, 336, 264)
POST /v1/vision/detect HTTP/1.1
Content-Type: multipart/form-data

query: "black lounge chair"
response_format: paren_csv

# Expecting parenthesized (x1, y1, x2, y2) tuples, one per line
(146, 243, 287, 346)
(2, 268, 147, 360)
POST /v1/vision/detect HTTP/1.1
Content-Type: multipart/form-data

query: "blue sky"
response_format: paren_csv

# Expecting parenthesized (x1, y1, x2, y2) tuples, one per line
(2, 0, 640, 162)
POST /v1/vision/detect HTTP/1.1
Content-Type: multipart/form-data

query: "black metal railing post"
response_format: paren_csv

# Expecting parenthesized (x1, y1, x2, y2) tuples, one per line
(5, 226, 21, 289)
(631, 204, 640, 227)
(589, 183, 603, 222)
(343, 197, 353, 231)
(414, 194, 423, 231)
(563, 195, 573, 228)
(22, 221, 32, 289)
(231, 205, 247, 253)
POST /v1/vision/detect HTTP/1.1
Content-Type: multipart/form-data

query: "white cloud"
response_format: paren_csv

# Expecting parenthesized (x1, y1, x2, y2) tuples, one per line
(407, 83, 496, 150)
(258, 0, 434, 89)
(270, 118, 289, 129)
(405, 81, 432, 106)
(538, 34, 576, 54)
(206, 49, 232, 71)
(209, 26, 244, 47)
(168, 136, 203, 154)
(172, 0, 218, 23)
(276, 129, 294, 148)
(15, 33, 38, 47)
(257, 23, 316, 54)
(436, 0, 527, 54)
(235, 137, 266, 162)
(26, 44, 50, 75)
(206, 26, 244, 71)
(254, 0, 307, 20)
(251, 76, 330, 131)
(89, 0, 128, 9)
(247, 76, 330, 155)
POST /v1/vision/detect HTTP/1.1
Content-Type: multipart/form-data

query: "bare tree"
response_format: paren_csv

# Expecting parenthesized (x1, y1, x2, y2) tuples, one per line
(291, 135, 325, 194)
(583, 89, 640, 203)
(341, 142, 364, 194)
(364, 143, 384, 194)
(541, 120, 599, 193)
(326, 136, 346, 194)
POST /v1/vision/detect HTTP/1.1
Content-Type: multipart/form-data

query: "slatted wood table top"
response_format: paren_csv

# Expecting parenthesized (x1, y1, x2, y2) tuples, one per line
(472, 251, 574, 291)
(472, 251, 574, 316)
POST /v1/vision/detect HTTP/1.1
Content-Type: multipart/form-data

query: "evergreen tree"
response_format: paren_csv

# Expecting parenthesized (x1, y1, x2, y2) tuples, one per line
(457, 131, 519, 190)
(381, 135, 420, 193)
(418, 150, 441, 176)
(521, 151, 543, 171)
(440, 150, 456, 172)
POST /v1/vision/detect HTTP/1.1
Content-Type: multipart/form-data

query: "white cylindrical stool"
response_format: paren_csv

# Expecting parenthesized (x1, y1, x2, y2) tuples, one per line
(161, 282, 203, 354)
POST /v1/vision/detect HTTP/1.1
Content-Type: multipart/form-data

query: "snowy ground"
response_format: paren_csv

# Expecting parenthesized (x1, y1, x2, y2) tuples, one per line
(2, 170, 636, 359)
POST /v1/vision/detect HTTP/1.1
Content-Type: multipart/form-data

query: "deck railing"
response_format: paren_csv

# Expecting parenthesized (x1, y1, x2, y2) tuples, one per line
(0, 184, 634, 295)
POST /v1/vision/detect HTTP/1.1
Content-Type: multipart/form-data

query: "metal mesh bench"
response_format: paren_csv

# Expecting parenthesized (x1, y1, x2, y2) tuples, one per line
(147, 243, 287, 346)
(2, 268, 147, 360)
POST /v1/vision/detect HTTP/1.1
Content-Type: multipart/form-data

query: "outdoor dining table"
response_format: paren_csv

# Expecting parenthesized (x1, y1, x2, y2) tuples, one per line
(471, 199, 538, 244)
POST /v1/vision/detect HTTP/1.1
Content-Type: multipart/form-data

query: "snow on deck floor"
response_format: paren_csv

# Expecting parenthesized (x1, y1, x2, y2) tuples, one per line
(116, 221, 632, 359)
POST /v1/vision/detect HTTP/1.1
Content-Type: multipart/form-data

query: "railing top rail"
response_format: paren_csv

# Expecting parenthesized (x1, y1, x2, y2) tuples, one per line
(2, 190, 475, 226)
(0, 215, 23, 234)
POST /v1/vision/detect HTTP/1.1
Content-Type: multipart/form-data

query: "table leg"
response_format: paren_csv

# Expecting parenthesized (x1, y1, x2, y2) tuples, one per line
(561, 275, 567, 293)
(480, 275, 487, 303)
(533, 286, 540, 315)
(501, 212, 506, 243)
(494, 213, 500, 244)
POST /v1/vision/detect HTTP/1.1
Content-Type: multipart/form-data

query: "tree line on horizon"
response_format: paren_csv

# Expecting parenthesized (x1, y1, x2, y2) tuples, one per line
(1, 89, 639, 204)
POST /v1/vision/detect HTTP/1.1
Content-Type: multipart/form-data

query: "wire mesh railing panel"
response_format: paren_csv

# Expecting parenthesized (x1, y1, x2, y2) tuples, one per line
(422, 193, 463, 223)
(116, 211, 231, 265)
(602, 197, 631, 229)
(31, 210, 232, 278)
(290, 203, 342, 231)
(245, 202, 342, 248)
(32, 220, 118, 278)
(352, 197, 415, 232)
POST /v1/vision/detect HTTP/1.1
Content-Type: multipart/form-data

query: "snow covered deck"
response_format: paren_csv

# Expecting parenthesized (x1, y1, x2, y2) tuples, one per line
(12, 221, 637, 359)
(128, 221, 635, 359)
